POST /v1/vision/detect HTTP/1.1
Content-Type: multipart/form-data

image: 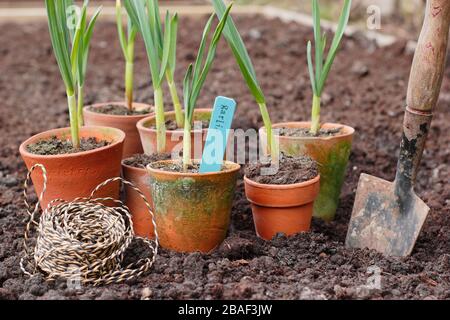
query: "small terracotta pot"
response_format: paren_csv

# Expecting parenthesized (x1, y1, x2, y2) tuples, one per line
(260, 122, 354, 221)
(19, 126, 125, 209)
(83, 102, 153, 159)
(244, 175, 320, 240)
(137, 109, 211, 158)
(122, 162, 154, 239)
(146, 160, 240, 253)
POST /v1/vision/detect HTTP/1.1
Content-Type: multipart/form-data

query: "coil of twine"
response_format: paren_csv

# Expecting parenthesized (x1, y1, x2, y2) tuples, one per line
(20, 164, 158, 286)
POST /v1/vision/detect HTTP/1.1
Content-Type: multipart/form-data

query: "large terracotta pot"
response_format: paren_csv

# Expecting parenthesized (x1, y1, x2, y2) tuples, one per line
(244, 175, 320, 240)
(137, 109, 211, 159)
(146, 160, 240, 253)
(83, 102, 153, 159)
(260, 122, 354, 221)
(20, 126, 125, 209)
(122, 162, 154, 239)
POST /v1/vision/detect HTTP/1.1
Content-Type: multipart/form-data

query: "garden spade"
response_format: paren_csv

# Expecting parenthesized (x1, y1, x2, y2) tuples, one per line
(346, 0, 450, 257)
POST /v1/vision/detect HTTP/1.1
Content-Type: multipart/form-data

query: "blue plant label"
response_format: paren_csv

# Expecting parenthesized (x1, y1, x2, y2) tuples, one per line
(199, 96, 237, 173)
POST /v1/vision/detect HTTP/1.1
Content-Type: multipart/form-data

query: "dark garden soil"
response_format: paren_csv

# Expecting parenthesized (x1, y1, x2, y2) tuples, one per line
(245, 155, 318, 185)
(123, 153, 173, 169)
(278, 126, 343, 137)
(89, 104, 152, 116)
(25, 136, 109, 156)
(0, 15, 449, 300)
(149, 161, 203, 174)
(148, 119, 210, 131)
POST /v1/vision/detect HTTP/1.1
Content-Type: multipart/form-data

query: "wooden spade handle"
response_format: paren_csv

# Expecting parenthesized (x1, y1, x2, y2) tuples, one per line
(407, 0, 450, 111)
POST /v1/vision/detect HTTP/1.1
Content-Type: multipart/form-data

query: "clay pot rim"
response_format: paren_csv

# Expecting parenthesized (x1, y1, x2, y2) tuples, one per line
(84, 101, 154, 120)
(121, 160, 147, 173)
(146, 159, 241, 177)
(136, 108, 212, 134)
(261, 121, 355, 141)
(244, 174, 320, 190)
(19, 126, 126, 159)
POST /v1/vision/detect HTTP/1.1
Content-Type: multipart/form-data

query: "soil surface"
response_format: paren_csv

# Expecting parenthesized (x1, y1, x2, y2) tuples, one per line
(245, 155, 318, 185)
(26, 136, 109, 156)
(0, 15, 449, 300)
(148, 161, 202, 174)
(89, 104, 152, 116)
(123, 153, 172, 169)
(148, 119, 210, 131)
(278, 127, 343, 137)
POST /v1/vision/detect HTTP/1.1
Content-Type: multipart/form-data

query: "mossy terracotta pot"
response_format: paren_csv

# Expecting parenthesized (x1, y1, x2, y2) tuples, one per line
(83, 102, 153, 159)
(244, 175, 320, 240)
(146, 160, 240, 253)
(260, 122, 354, 221)
(137, 109, 211, 158)
(19, 126, 125, 209)
(122, 162, 154, 239)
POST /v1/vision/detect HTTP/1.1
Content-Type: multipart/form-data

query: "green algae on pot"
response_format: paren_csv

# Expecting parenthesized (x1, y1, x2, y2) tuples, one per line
(121, 153, 171, 239)
(143, 5, 235, 253)
(146, 160, 240, 252)
(260, 122, 354, 221)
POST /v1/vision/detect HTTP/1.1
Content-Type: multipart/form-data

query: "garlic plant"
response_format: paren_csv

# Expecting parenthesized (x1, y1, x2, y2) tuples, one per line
(307, 0, 351, 134)
(116, 0, 138, 111)
(182, 4, 233, 170)
(45, 0, 101, 147)
(212, 0, 279, 161)
(124, 0, 177, 153)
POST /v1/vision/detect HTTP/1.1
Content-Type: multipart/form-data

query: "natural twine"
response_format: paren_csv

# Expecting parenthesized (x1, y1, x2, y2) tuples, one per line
(20, 164, 158, 286)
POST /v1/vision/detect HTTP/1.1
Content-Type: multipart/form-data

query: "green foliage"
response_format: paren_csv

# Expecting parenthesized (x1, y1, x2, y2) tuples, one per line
(181, 4, 232, 168)
(211, 0, 264, 104)
(182, 4, 232, 126)
(124, 0, 176, 90)
(45, 0, 101, 146)
(211, 0, 278, 160)
(307, 0, 351, 97)
(116, 0, 137, 63)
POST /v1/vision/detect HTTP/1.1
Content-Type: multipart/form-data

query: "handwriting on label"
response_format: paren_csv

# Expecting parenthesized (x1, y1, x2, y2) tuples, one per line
(199, 96, 237, 173)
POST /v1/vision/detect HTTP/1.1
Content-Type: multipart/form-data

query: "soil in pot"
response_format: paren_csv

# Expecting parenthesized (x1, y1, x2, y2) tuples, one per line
(84, 102, 154, 159)
(26, 136, 109, 155)
(88, 104, 152, 116)
(278, 126, 343, 137)
(261, 122, 354, 221)
(146, 160, 240, 253)
(148, 119, 210, 131)
(244, 155, 320, 240)
(137, 109, 211, 158)
(122, 153, 172, 239)
(20, 126, 125, 209)
(123, 152, 172, 169)
(245, 154, 318, 185)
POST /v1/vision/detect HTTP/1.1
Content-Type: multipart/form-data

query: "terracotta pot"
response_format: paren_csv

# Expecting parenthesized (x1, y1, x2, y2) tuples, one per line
(122, 161, 154, 239)
(244, 175, 320, 240)
(137, 109, 211, 158)
(146, 160, 240, 253)
(19, 126, 125, 209)
(260, 122, 354, 221)
(83, 102, 153, 159)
